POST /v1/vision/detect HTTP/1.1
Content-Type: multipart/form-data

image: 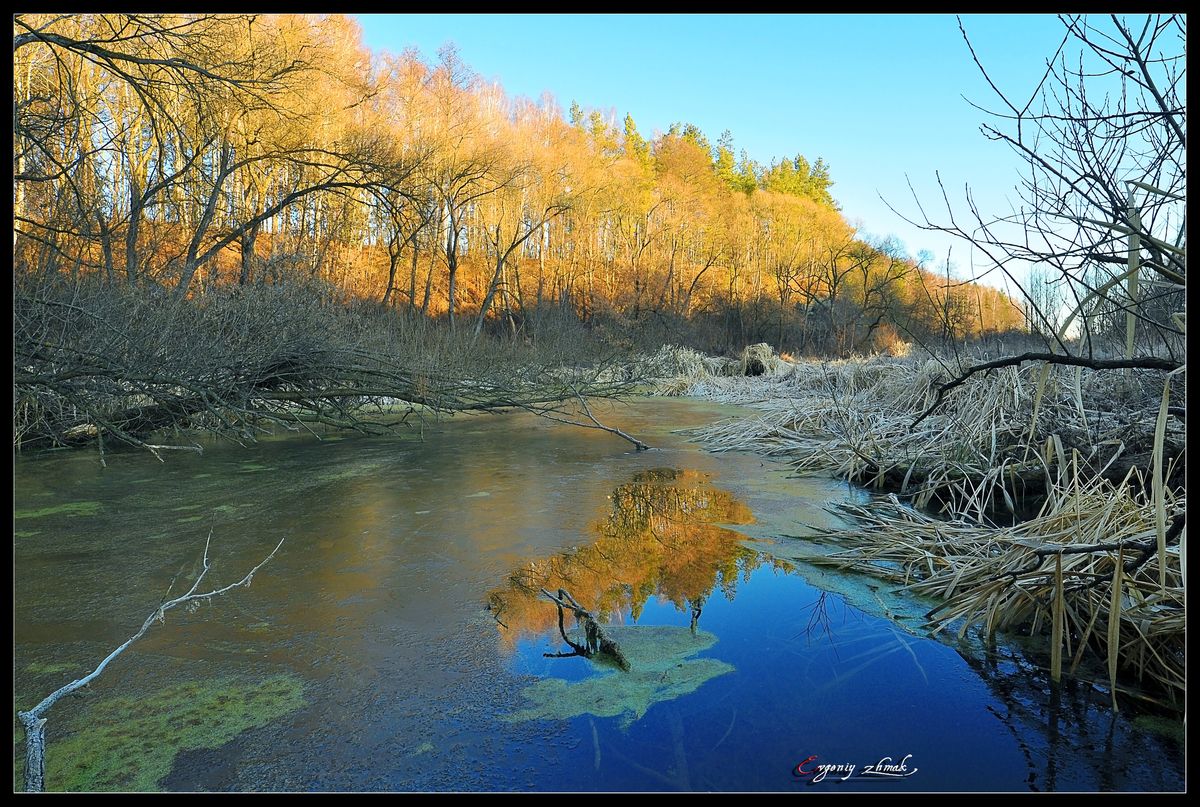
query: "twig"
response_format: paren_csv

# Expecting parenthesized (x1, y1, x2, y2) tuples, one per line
(16, 530, 286, 792)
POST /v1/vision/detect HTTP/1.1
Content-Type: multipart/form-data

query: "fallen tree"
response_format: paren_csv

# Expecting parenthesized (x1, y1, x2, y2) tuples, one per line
(13, 279, 642, 460)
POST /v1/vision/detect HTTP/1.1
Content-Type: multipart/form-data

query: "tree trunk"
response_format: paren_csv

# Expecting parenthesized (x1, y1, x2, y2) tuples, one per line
(97, 214, 115, 285)
(420, 242, 435, 318)
(502, 258, 518, 337)
(447, 249, 458, 331)
(125, 183, 143, 285)
(474, 253, 504, 337)
(445, 207, 459, 331)
(176, 143, 231, 298)
(381, 235, 400, 306)
(475, 223, 507, 337)
(240, 221, 260, 286)
(407, 239, 420, 314)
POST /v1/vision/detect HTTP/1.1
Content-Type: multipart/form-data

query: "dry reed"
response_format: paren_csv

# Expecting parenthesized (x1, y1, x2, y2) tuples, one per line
(800, 480, 1184, 706)
(650, 349, 1185, 707)
(669, 354, 1183, 521)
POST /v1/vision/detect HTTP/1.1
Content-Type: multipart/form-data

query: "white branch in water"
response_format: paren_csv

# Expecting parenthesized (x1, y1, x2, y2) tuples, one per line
(16, 530, 285, 791)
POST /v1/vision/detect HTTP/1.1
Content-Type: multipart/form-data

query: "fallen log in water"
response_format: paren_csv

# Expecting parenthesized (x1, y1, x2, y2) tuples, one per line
(541, 588, 630, 671)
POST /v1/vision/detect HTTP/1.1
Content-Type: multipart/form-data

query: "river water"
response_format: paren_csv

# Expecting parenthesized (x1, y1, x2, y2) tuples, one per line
(13, 398, 1184, 791)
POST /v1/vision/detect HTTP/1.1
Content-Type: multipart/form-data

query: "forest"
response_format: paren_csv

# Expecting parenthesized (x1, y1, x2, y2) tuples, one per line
(12, 12, 1186, 794)
(13, 15, 1026, 410)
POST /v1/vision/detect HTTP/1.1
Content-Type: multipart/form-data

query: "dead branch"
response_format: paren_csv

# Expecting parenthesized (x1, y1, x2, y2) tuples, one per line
(540, 588, 630, 671)
(912, 352, 1182, 428)
(14, 282, 641, 458)
(522, 387, 651, 452)
(15, 530, 285, 792)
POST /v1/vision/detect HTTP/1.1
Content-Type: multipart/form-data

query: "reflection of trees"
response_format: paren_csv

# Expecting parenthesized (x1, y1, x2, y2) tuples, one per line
(488, 468, 781, 647)
(956, 641, 1183, 791)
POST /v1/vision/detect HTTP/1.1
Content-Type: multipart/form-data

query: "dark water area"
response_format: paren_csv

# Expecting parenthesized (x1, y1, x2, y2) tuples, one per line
(13, 398, 1185, 791)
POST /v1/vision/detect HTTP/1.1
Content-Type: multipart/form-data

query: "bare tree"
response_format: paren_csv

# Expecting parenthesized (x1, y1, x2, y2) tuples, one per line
(902, 13, 1184, 391)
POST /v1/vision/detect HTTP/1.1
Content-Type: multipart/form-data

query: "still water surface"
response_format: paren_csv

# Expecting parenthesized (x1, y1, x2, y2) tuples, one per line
(13, 399, 1184, 791)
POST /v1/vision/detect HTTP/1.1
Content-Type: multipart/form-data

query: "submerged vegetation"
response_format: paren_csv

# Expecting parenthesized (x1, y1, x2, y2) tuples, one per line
(505, 626, 733, 726)
(20, 675, 305, 792)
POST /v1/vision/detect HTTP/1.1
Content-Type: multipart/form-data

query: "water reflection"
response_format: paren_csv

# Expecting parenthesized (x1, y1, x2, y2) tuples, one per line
(13, 400, 1185, 792)
(487, 468, 786, 648)
(959, 642, 1184, 791)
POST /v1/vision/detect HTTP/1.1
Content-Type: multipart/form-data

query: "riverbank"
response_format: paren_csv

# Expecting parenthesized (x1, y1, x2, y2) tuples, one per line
(14, 398, 1184, 790)
(647, 345, 1185, 711)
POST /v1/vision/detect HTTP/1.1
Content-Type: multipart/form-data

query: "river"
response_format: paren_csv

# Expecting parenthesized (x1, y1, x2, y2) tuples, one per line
(13, 398, 1184, 791)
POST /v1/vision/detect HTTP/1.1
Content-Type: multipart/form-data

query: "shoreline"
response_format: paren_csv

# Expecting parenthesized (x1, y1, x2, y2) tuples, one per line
(646, 346, 1184, 714)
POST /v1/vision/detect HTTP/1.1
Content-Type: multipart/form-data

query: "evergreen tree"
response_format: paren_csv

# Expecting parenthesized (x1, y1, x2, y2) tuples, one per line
(623, 113, 650, 167)
(714, 129, 739, 190)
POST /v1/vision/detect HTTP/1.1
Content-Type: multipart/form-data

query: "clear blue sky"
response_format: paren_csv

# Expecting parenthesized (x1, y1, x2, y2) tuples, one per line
(356, 14, 1073, 295)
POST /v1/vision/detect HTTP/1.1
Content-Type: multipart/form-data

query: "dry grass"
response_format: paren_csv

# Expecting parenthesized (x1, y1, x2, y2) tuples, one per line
(668, 354, 1183, 520)
(640, 343, 795, 395)
(597, 345, 733, 389)
(800, 478, 1184, 707)
(651, 349, 1185, 708)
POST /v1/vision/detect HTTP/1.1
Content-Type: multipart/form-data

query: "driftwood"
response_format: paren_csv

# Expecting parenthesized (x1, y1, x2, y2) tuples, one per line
(16, 530, 285, 792)
(541, 588, 630, 671)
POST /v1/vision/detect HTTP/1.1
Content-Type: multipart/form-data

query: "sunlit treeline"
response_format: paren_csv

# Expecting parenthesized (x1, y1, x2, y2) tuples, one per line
(14, 13, 1025, 352)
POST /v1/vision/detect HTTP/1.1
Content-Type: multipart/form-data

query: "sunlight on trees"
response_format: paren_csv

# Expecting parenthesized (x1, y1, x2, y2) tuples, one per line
(14, 12, 1027, 356)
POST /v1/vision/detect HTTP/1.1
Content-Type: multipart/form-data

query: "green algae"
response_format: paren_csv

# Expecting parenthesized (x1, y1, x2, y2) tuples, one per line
(24, 661, 79, 676)
(28, 674, 304, 792)
(14, 501, 102, 520)
(505, 626, 733, 727)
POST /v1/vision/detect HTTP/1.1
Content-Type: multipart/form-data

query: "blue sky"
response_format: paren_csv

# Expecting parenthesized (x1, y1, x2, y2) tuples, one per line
(356, 14, 1074, 294)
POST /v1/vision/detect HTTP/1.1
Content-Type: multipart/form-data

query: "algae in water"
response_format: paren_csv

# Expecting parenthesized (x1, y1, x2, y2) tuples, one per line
(15, 501, 102, 520)
(506, 625, 732, 727)
(22, 674, 304, 792)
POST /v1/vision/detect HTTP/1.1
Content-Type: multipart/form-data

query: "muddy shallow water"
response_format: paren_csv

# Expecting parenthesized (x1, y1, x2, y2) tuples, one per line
(13, 398, 1184, 791)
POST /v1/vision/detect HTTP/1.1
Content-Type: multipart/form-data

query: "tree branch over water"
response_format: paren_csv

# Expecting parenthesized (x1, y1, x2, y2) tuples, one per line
(16, 530, 286, 792)
(520, 387, 651, 451)
(13, 281, 643, 457)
